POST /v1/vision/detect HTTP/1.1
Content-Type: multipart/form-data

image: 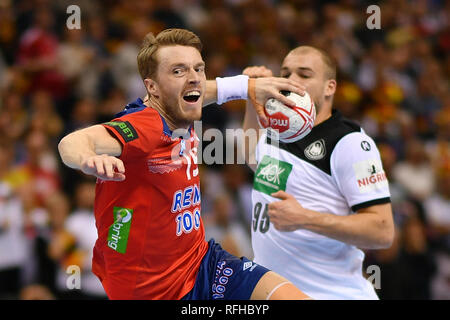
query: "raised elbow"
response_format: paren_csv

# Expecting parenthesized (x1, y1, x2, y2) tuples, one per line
(58, 136, 70, 161)
(377, 222, 395, 249)
(380, 231, 394, 249)
(58, 137, 66, 157)
(58, 134, 78, 168)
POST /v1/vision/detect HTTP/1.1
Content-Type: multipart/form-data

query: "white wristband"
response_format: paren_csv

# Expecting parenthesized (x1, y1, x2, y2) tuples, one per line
(215, 75, 249, 105)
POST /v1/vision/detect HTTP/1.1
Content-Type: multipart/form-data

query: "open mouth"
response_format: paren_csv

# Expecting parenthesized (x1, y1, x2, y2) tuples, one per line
(183, 90, 201, 103)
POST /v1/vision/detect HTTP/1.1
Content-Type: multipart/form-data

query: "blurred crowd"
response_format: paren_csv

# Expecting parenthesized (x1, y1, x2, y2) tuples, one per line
(0, 0, 448, 300)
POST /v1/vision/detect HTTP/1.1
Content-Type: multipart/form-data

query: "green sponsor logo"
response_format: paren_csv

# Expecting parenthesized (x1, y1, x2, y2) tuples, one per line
(107, 207, 133, 254)
(104, 121, 138, 142)
(253, 155, 292, 196)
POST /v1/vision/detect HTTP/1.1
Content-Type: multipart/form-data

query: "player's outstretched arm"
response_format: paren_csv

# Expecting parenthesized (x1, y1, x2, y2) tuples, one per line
(203, 72, 305, 171)
(203, 74, 305, 118)
(58, 125, 125, 181)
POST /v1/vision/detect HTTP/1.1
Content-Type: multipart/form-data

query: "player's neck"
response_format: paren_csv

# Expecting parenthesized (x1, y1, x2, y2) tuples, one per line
(146, 96, 191, 132)
(314, 108, 332, 126)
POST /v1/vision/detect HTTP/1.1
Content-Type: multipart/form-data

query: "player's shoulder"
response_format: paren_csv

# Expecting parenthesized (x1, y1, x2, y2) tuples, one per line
(333, 128, 378, 157)
(312, 109, 364, 153)
(115, 98, 162, 123)
(104, 98, 165, 142)
(330, 112, 381, 160)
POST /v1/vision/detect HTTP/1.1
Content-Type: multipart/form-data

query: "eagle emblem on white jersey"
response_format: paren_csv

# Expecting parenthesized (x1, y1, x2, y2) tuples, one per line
(304, 139, 326, 160)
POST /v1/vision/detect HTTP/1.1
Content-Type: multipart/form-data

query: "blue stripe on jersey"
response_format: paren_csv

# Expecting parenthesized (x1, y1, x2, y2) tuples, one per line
(115, 98, 147, 118)
(115, 98, 173, 136)
(116, 98, 193, 138)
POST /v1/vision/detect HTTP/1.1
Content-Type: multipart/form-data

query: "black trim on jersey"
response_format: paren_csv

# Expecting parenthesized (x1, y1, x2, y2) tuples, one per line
(267, 109, 361, 175)
(103, 121, 139, 143)
(351, 197, 391, 212)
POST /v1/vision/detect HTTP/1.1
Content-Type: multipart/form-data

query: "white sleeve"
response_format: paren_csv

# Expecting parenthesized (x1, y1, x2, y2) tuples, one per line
(330, 131, 391, 212)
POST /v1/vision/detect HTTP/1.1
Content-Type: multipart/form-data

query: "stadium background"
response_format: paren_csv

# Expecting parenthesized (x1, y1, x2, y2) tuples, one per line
(0, 0, 448, 300)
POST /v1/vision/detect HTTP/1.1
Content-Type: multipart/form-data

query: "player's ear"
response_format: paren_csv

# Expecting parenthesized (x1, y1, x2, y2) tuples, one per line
(324, 79, 336, 98)
(144, 78, 160, 98)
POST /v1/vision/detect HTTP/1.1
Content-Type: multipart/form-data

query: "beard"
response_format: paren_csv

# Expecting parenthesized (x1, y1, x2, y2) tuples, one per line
(158, 91, 202, 130)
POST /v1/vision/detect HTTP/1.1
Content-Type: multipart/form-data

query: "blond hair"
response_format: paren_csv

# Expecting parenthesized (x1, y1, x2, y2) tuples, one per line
(137, 28, 203, 80)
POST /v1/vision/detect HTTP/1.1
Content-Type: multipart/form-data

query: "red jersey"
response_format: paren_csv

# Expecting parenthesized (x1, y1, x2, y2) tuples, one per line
(92, 100, 208, 299)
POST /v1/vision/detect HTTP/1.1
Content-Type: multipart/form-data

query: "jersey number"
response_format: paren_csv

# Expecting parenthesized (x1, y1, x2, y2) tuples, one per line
(183, 147, 198, 181)
(253, 202, 270, 233)
(175, 208, 201, 236)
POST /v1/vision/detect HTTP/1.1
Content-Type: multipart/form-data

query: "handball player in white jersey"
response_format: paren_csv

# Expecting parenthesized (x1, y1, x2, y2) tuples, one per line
(243, 46, 395, 300)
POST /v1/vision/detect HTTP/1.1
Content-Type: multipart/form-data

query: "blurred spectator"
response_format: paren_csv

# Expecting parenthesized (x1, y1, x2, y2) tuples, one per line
(408, 59, 442, 117)
(356, 42, 388, 92)
(53, 181, 106, 299)
(392, 139, 435, 201)
(0, 91, 29, 143)
(96, 89, 128, 123)
(57, 28, 98, 99)
(0, 143, 29, 299)
(367, 201, 437, 299)
(41, 191, 72, 290)
(398, 211, 437, 300)
(29, 90, 63, 140)
(198, 164, 226, 223)
(378, 142, 408, 206)
(366, 226, 403, 299)
(333, 80, 363, 120)
(424, 167, 450, 247)
(172, 0, 208, 31)
(425, 163, 450, 300)
(64, 97, 98, 134)
(7, 129, 60, 207)
(426, 104, 450, 167)
(16, 7, 68, 99)
(222, 164, 254, 235)
(431, 252, 450, 300)
(0, 0, 17, 64)
(205, 193, 253, 259)
(111, 18, 150, 101)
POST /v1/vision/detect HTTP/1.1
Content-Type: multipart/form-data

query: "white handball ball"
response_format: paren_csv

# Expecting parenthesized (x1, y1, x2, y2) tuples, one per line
(259, 91, 316, 143)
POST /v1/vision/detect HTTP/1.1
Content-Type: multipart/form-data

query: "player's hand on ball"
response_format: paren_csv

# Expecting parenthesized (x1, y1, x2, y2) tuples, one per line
(248, 76, 306, 127)
(81, 154, 125, 181)
(268, 191, 311, 231)
(255, 77, 306, 107)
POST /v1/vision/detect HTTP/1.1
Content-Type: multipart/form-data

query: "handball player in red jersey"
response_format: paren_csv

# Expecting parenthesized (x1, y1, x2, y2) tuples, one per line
(58, 28, 310, 300)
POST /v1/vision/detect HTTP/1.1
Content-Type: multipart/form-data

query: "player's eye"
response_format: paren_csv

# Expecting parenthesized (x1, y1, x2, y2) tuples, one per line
(299, 73, 311, 79)
(173, 68, 184, 75)
(281, 72, 290, 78)
(195, 66, 205, 73)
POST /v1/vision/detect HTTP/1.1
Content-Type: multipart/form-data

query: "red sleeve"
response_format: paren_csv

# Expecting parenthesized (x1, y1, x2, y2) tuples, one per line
(102, 108, 162, 162)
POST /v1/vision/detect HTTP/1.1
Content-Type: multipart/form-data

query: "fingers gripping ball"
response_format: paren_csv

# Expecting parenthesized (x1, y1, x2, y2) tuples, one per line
(259, 91, 316, 143)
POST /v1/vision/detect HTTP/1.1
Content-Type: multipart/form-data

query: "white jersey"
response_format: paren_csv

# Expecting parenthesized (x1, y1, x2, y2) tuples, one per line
(251, 110, 390, 300)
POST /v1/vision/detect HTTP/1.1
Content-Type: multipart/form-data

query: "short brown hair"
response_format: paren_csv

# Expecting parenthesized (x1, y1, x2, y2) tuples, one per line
(290, 46, 337, 80)
(137, 28, 203, 80)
